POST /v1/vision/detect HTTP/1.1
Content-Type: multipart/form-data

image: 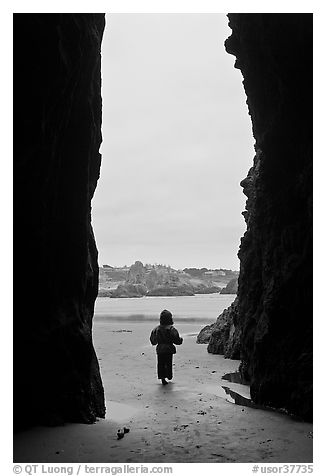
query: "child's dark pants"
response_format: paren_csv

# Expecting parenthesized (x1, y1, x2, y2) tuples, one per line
(157, 353, 173, 380)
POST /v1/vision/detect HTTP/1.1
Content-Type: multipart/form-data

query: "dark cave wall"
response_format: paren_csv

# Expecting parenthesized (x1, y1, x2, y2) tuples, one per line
(14, 13, 106, 427)
(225, 14, 312, 420)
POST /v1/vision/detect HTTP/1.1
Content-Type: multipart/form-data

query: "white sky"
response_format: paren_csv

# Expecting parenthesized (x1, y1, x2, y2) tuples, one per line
(92, 13, 255, 270)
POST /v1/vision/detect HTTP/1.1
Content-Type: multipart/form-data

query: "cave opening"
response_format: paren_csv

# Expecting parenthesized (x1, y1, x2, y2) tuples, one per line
(93, 13, 254, 272)
(14, 12, 312, 463)
(91, 13, 255, 412)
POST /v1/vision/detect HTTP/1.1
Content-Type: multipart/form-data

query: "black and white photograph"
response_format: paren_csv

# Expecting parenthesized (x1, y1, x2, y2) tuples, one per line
(11, 3, 314, 471)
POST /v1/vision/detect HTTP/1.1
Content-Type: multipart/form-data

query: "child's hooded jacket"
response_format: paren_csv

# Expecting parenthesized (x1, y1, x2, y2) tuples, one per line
(150, 324, 183, 354)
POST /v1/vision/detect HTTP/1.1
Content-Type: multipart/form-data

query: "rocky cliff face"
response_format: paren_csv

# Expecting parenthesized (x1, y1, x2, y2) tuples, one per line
(101, 261, 220, 297)
(226, 14, 312, 420)
(14, 14, 106, 427)
(197, 299, 241, 359)
(127, 261, 146, 284)
(220, 277, 238, 294)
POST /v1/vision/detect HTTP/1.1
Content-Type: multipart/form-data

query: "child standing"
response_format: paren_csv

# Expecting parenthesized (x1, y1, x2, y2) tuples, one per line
(150, 309, 183, 385)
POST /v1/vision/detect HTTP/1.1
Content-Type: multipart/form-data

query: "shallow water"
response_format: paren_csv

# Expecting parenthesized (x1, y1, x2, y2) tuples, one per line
(220, 381, 295, 418)
(105, 401, 139, 423)
(222, 371, 250, 385)
(94, 294, 235, 324)
(221, 386, 257, 408)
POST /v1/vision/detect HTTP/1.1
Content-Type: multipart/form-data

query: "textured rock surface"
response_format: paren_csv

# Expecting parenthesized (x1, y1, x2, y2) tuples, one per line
(226, 14, 312, 420)
(126, 261, 146, 285)
(220, 277, 238, 294)
(197, 299, 240, 359)
(146, 284, 195, 296)
(109, 283, 147, 298)
(99, 263, 236, 295)
(196, 324, 215, 344)
(14, 14, 106, 427)
(100, 261, 221, 297)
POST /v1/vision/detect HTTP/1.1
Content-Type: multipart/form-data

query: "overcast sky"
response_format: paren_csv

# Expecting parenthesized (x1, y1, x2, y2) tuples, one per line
(92, 13, 255, 270)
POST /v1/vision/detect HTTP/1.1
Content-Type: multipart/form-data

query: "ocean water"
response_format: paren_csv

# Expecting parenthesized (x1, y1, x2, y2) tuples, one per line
(94, 294, 235, 325)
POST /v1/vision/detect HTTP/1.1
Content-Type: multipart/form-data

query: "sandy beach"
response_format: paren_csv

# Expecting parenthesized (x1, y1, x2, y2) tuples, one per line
(14, 318, 312, 463)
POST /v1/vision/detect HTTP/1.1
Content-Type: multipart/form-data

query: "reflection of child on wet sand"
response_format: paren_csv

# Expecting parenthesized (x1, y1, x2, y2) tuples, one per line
(150, 309, 183, 385)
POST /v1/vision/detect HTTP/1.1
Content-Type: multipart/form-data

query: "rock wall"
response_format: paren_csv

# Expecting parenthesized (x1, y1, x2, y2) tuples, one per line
(197, 299, 241, 359)
(14, 14, 106, 427)
(226, 14, 312, 420)
(220, 277, 238, 294)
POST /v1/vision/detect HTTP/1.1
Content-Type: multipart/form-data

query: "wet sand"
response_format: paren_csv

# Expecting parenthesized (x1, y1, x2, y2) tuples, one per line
(14, 320, 313, 463)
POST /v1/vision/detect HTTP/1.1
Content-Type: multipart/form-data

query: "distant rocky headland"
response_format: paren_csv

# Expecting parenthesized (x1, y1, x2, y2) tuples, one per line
(98, 261, 239, 298)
